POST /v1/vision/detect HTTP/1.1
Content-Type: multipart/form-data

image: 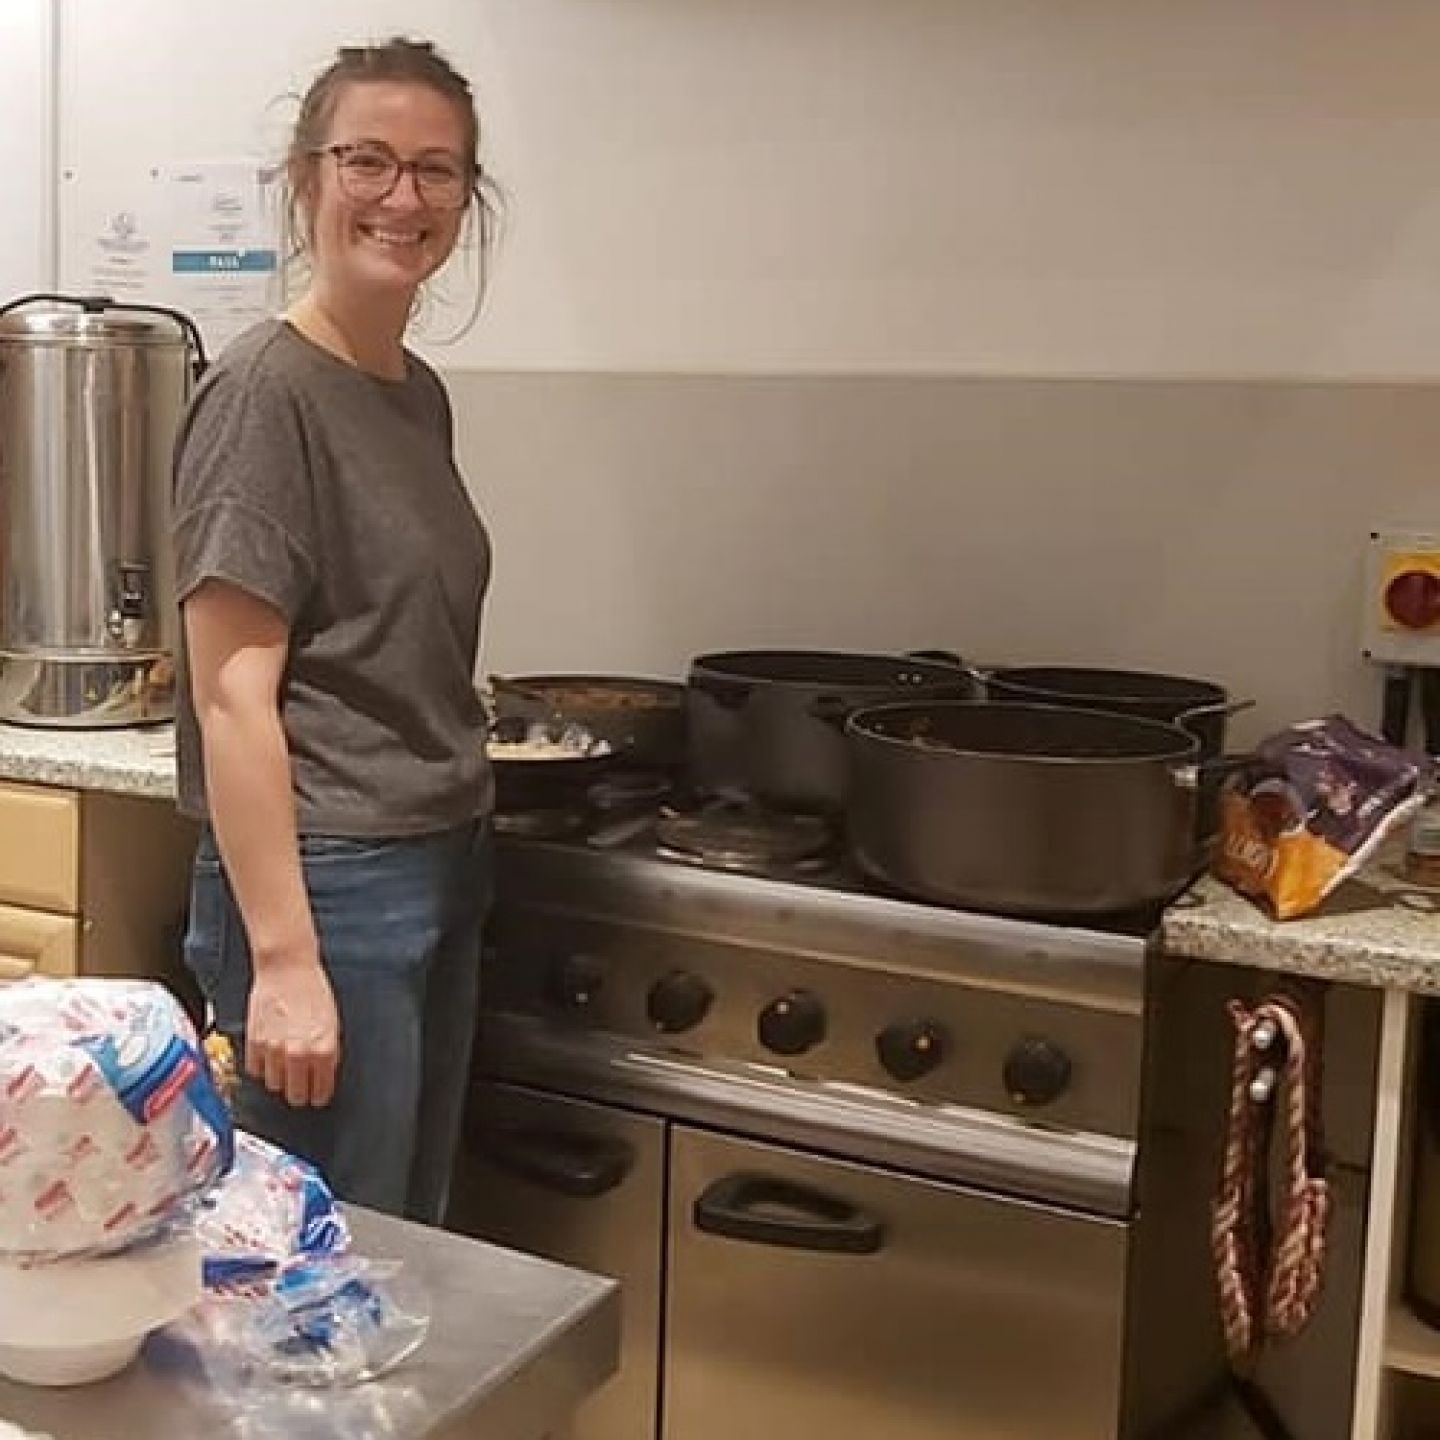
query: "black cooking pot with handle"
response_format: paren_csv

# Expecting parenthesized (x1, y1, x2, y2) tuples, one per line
(686, 650, 977, 812)
(977, 666, 1251, 841)
(845, 700, 1201, 916)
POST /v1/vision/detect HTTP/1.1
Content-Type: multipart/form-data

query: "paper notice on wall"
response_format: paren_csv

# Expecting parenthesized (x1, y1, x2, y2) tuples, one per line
(165, 160, 280, 355)
(82, 201, 158, 301)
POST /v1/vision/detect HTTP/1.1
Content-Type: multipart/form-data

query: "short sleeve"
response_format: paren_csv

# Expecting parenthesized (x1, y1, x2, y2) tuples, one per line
(172, 361, 318, 623)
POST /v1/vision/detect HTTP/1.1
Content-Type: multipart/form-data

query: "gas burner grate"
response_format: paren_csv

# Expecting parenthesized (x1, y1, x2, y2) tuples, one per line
(654, 800, 837, 875)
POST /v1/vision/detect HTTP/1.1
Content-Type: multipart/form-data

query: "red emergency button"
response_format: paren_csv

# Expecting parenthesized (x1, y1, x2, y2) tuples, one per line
(1384, 568, 1440, 630)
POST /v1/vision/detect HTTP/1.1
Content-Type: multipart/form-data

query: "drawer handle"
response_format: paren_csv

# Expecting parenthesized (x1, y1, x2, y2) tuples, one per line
(0, 955, 35, 981)
(694, 1172, 885, 1255)
(473, 1126, 635, 1199)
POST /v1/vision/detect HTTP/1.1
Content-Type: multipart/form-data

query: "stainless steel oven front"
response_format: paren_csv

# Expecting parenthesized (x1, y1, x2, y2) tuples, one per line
(455, 1063, 1132, 1440)
(451, 836, 1383, 1440)
(450, 837, 1150, 1440)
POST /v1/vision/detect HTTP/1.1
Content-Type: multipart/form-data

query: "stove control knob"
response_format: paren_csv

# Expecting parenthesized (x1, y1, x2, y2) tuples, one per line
(544, 954, 605, 1014)
(758, 990, 826, 1056)
(647, 971, 714, 1034)
(1003, 1038, 1072, 1108)
(876, 1019, 948, 1083)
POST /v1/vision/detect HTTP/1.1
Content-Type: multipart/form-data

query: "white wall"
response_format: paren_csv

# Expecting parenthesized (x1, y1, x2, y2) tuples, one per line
(57, 0, 1440, 378)
(451, 369, 1437, 744)
(49, 1, 1440, 739)
(0, 0, 52, 298)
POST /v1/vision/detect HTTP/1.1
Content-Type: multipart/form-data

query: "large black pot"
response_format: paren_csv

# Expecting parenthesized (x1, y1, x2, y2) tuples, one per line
(687, 650, 976, 812)
(980, 666, 1247, 840)
(846, 701, 1200, 916)
(981, 666, 1237, 753)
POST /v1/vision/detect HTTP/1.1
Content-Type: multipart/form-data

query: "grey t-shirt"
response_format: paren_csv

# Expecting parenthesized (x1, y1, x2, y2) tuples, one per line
(172, 318, 493, 835)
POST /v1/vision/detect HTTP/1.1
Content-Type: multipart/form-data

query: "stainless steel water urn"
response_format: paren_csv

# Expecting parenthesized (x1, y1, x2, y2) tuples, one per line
(0, 296, 203, 727)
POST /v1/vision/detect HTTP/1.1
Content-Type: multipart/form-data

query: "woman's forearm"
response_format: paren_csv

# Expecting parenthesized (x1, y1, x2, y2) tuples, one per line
(199, 697, 317, 968)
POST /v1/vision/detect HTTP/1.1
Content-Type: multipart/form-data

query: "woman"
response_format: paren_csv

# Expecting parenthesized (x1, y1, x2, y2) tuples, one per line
(174, 37, 500, 1223)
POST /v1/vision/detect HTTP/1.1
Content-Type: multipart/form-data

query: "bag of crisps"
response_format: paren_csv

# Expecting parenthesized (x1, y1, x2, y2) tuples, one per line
(1215, 714, 1430, 919)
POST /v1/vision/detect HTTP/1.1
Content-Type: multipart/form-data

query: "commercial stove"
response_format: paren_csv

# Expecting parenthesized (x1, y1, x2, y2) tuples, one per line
(450, 793, 1364, 1440)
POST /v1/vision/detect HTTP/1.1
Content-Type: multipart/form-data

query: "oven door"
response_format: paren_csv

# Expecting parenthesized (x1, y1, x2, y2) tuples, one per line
(664, 1125, 1129, 1440)
(447, 1081, 664, 1440)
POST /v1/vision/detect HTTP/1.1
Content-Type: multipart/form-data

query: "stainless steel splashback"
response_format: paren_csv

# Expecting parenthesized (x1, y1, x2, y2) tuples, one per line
(0, 301, 191, 727)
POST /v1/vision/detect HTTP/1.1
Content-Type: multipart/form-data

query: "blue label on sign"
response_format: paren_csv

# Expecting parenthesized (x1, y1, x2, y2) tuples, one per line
(171, 249, 277, 274)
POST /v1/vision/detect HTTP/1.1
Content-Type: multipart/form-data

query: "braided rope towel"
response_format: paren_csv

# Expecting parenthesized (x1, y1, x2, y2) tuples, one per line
(1212, 993, 1330, 1365)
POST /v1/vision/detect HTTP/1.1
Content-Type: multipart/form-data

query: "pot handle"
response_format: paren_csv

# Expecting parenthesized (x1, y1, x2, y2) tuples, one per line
(1171, 753, 1254, 789)
(904, 650, 991, 691)
(809, 694, 855, 730)
(689, 671, 754, 710)
(1175, 697, 1256, 727)
(1170, 764, 1200, 791)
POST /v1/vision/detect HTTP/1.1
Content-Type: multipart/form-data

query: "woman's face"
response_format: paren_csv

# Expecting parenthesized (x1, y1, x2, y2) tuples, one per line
(304, 80, 471, 302)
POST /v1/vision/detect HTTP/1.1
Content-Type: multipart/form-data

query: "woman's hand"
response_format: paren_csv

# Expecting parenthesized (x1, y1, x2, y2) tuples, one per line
(246, 950, 341, 1107)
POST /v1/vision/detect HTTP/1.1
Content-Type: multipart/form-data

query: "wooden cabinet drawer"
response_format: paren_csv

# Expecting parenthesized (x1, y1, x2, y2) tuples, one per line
(0, 782, 79, 913)
(0, 904, 79, 980)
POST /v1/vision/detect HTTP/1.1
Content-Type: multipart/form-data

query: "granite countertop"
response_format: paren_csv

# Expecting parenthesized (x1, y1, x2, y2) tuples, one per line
(1163, 843, 1440, 993)
(0, 721, 178, 800)
(0, 1205, 619, 1440)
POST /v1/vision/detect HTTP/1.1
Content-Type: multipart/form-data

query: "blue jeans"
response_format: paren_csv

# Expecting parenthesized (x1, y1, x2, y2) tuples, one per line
(183, 820, 491, 1223)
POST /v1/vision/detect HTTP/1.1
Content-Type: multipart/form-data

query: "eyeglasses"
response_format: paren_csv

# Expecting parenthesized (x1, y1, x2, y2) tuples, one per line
(312, 142, 473, 211)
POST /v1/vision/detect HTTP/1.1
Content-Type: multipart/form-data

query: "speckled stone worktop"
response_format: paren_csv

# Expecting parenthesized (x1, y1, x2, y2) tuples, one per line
(0, 721, 178, 800)
(1163, 845, 1440, 994)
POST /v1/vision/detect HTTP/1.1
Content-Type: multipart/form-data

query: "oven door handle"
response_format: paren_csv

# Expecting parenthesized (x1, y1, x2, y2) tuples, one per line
(693, 1172, 885, 1254)
(473, 1126, 635, 1199)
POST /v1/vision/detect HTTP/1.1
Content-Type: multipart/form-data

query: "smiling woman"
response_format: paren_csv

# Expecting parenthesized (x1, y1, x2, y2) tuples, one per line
(171, 38, 502, 1225)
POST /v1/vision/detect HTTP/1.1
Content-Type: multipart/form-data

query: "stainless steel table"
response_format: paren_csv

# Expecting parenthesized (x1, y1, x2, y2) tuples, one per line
(0, 1207, 619, 1440)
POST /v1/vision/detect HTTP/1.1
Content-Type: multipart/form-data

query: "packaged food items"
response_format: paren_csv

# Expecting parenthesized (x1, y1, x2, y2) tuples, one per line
(238, 1255, 430, 1386)
(187, 1134, 424, 1390)
(0, 978, 233, 1260)
(194, 1130, 350, 1291)
(1215, 715, 1430, 919)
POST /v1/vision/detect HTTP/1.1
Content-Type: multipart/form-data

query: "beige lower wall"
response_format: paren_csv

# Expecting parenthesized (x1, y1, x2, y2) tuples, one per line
(450, 371, 1440, 748)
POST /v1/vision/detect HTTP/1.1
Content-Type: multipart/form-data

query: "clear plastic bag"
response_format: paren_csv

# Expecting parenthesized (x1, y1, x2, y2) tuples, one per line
(193, 1131, 350, 1290)
(219, 1256, 429, 1387)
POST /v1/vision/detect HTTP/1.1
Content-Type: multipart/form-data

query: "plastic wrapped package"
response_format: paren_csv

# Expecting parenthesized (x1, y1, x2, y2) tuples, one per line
(237, 1256, 430, 1386)
(0, 978, 233, 1260)
(194, 1130, 350, 1290)
(1214, 714, 1431, 919)
(186, 1134, 426, 1390)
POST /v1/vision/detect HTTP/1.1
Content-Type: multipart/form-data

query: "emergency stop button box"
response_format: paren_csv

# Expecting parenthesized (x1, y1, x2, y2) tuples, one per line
(1363, 527, 1440, 666)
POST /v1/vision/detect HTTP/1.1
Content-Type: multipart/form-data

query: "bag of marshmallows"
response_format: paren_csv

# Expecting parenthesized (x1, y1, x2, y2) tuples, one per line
(0, 977, 233, 1260)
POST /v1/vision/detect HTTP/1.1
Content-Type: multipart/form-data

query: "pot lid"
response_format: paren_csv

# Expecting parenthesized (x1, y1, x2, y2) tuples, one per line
(0, 304, 186, 346)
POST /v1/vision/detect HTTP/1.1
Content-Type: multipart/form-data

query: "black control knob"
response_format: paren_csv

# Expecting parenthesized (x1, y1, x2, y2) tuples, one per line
(544, 954, 606, 1014)
(876, 1019, 948, 1083)
(1003, 1038, 1073, 1107)
(758, 990, 827, 1056)
(647, 971, 714, 1034)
